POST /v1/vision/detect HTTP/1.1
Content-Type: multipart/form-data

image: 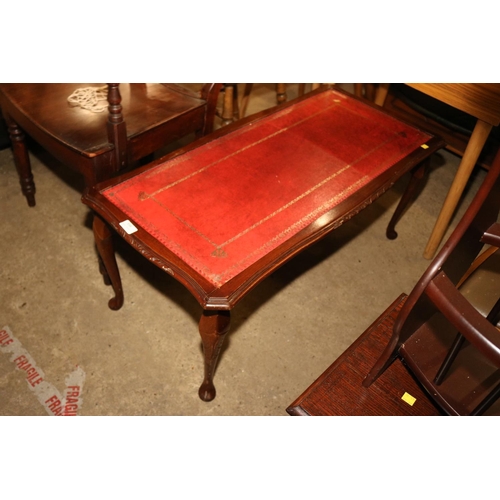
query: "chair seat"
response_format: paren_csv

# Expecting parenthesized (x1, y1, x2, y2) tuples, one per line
(91, 89, 435, 300)
(0, 83, 207, 157)
(400, 313, 500, 415)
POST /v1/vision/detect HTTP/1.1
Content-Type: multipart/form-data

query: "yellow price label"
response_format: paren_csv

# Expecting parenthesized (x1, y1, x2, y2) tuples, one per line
(401, 392, 416, 406)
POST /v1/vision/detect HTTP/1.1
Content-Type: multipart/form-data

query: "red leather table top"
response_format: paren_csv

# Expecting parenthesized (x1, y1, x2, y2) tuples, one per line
(103, 89, 432, 288)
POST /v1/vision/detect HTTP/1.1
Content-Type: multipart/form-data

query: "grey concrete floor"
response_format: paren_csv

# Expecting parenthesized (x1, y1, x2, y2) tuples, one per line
(0, 84, 487, 415)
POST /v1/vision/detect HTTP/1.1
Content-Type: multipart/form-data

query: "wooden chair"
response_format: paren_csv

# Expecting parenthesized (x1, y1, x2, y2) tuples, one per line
(81, 85, 442, 402)
(375, 83, 500, 259)
(364, 144, 500, 415)
(0, 83, 222, 207)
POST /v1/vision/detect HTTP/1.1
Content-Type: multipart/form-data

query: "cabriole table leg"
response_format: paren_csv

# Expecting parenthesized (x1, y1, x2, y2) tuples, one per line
(198, 310, 231, 402)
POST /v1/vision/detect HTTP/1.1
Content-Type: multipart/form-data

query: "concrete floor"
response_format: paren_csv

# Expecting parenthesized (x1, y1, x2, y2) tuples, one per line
(0, 84, 487, 415)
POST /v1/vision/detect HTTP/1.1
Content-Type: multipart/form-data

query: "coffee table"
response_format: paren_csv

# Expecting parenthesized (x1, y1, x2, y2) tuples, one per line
(83, 86, 443, 401)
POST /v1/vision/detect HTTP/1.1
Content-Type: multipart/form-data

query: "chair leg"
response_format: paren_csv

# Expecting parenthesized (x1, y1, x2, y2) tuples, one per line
(374, 83, 390, 107)
(423, 119, 493, 259)
(471, 381, 500, 415)
(5, 114, 36, 207)
(434, 332, 467, 384)
(239, 83, 253, 119)
(486, 295, 500, 326)
(386, 158, 428, 240)
(93, 214, 124, 311)
(364, 84, 377, 101)
(363, 331, 401, 387)
(276, 84, 287, 104)
(221, 84, 235, 126)
(232, 84, 240, 121)
(198, 310, 231, 402)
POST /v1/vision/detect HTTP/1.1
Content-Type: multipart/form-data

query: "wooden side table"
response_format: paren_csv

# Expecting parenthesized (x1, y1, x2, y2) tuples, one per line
(375, 83, 500, 259)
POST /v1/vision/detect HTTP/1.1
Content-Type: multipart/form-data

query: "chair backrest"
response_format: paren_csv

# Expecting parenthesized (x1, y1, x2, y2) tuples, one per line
(364, 144, 500, 414)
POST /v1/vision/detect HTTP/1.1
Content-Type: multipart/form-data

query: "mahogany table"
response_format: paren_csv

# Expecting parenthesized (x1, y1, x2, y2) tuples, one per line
(83, 87, 444, 401)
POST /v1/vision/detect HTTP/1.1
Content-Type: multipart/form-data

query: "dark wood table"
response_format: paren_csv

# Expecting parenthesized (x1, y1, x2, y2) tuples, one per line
(287, 294, 443, 416)
(83, 87, 445, 401)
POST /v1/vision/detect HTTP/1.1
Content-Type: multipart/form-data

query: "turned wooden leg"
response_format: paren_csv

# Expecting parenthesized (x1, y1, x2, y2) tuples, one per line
(198, 310, 230, 402)
(386, 158, 428, 240)
(298, 84, 306, 97)
(93, 214, 124, 311)
(276, 84, 287, 104)
(423, 119, 493, 260)
(5, 114, 36, 206)
(221, 84, 235, 126)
